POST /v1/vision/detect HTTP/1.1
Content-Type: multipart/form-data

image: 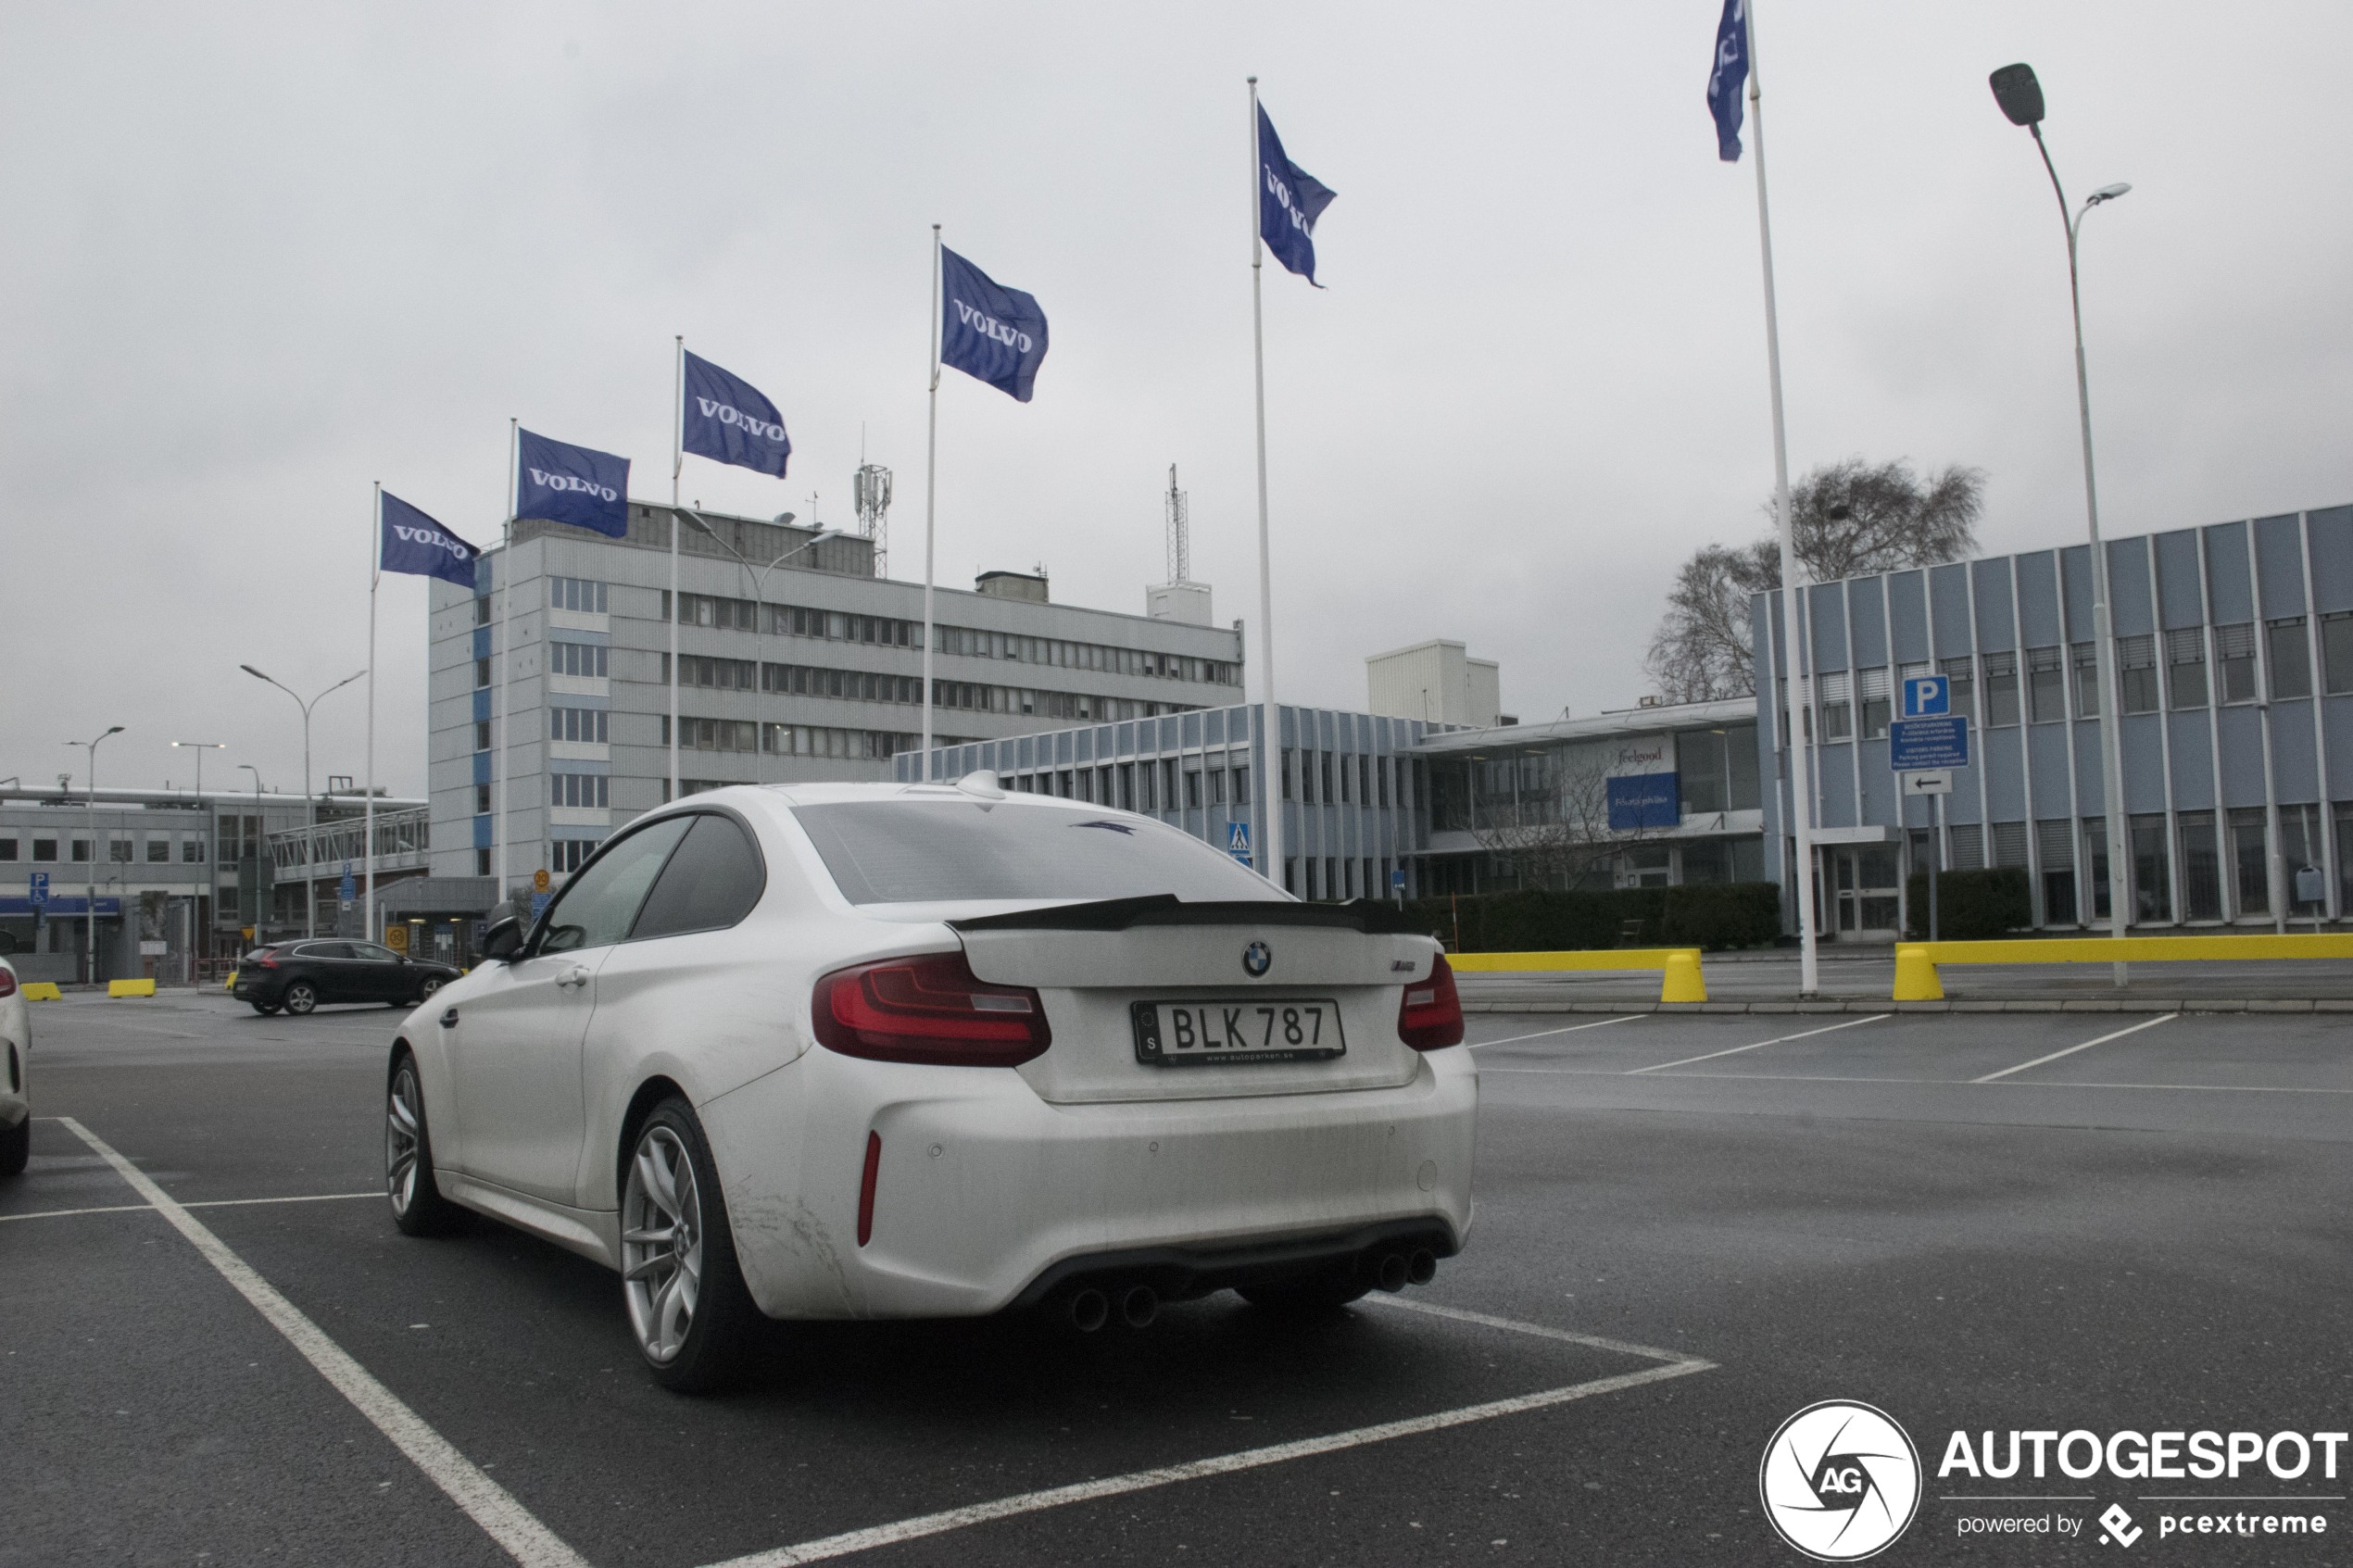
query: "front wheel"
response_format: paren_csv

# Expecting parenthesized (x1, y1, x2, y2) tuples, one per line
(385, 1053, 462, 1236)
(250, 1000, 282, 1016)
(416, 975, 444, 1003)
(283, 981, 318, 1016)
(621, 1099, 761, 1392)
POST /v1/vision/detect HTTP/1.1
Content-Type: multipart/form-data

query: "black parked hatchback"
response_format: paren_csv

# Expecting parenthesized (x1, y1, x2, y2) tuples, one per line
(233, 940, 460, 1015)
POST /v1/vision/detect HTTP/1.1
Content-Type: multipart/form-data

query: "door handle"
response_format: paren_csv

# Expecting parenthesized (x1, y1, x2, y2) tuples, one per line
(556, 965, 593, 989)
(438, 1007, 459, 1030)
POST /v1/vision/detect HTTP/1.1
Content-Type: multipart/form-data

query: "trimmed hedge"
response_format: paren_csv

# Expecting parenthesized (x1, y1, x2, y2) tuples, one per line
(1904, 866, 2032, 941)
(1402, 883, 1782, 954)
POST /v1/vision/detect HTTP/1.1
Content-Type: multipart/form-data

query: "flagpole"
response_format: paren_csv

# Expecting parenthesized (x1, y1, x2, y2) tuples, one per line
(498, 418, 516, 911)
(671, 335, 683, 802)
(1248, 76, 1284, 892)
(1743, 1, 1820, 997)
(921, 223, 941, 782)
(365, 483, 379, 944)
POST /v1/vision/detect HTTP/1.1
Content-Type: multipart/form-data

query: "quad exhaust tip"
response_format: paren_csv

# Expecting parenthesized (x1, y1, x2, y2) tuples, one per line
(1375, 1252, 1411, 1293)
(1119, 1286, 1159, 1329)
(1407, 1248, 1438, 1286)
(1069, 1287, 1110, 1333)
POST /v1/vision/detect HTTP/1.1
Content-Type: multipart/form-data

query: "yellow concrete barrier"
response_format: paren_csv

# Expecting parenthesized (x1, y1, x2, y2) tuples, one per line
(1893, 933, 2353, 1001)
(19, 982, 62, 1001)
(107, 978, 157, 998)
(1448, 947, 1708, 1004)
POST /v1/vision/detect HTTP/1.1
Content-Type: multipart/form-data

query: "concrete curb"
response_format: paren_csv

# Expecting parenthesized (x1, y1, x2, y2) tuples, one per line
(1463, 997, 2353, 1016)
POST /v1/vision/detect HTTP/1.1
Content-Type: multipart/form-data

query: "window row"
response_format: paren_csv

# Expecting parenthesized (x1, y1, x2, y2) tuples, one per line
(548, 640, 610, 679)
(1003, 756, 1252, 813)
(1283, 855, 1406, 902)
(661, 715, 925, 760)
(549, 576, 610, 614)
(550, 706, 609, 744)
(661, 654, 1194, 724)
(1281, 747, 1417, 810)
(0, 834, 209, 863)
(664, 590, 1239, 685)
(550, 772, 610, 809)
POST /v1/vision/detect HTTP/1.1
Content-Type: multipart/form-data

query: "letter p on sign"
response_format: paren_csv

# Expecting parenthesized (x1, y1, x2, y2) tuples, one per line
(1903, 675, 1950, 719)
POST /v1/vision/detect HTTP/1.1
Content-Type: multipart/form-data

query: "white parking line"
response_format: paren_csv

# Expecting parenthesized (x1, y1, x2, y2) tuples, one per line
(1625, 1014, 1889, 1074)
(1483, 1066, 2353, 1094)
(1467, 1015, 1642, 1049)
(0, 1190, 381, 1224)
(1971, 1014, 2178, 1084)
(57, 1118, 588, 1568)
(698, 1300, 1713, 1568)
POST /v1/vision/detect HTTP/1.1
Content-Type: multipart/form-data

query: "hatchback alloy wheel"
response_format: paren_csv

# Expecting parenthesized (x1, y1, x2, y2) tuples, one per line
(283, 981, 318, 1015)
(385, 1063, 426, 1218)
(623, 1124, 703, 1365)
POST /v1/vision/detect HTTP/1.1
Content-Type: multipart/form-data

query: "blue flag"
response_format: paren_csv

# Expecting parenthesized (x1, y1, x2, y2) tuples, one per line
(380, 492, 482, 587)
(1256, 104, 1336, 284)
(939, 246, 1049, 402)
(516, 428, 630, 537)
(1706, 0, 1750, 162)
(682, 350, 791, 479)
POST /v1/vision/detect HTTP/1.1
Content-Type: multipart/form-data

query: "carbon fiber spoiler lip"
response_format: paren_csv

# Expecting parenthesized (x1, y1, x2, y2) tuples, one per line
(947, 895, 1429, 936)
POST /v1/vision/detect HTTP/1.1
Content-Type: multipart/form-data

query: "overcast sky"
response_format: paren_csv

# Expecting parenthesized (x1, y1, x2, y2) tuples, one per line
(6, 2, 2347, 801)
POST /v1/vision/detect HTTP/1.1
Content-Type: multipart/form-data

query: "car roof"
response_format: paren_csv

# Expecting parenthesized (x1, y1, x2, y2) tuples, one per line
(663, 780, 1134, 822)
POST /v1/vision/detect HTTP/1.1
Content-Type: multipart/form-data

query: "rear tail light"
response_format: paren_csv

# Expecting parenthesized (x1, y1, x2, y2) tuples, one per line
(258, 951, 281, 969)
(1397, 954, 1464, 1050)
(812, 951, 1051, 1067)
(0, 969, 15, 999)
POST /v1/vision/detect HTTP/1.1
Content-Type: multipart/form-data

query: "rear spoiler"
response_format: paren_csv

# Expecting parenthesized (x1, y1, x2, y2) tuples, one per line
(949, 895, 1431, 937)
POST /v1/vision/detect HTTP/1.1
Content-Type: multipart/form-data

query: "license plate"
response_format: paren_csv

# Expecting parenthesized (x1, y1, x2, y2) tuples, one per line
(1131, 998, 1346, 1066)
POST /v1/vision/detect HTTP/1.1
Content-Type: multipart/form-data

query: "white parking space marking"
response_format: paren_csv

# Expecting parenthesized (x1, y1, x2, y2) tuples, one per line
(698, 1302, 1714, 1568)
(1467, 1015, 1642, 1049)
(57, 1118, 589, 1568)
(1484, 1066, 2353, 1095)
(1625, 1014, 1889, 1074)
(1972, 1014, 2179, 1084)
(1, 1190, 380, 1224)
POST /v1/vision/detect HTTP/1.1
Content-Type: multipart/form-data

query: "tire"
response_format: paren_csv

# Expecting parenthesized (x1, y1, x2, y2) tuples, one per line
(1238, 1267, 1372, 1314)
(621, 1098, 761, 1393)
(251, 1001, 282, 1016)
(385, 1051, 463, 1236)
(283, 981, 318, 1016)
(416, 975, 444, 1002)
(0, 1116, 27, 1179)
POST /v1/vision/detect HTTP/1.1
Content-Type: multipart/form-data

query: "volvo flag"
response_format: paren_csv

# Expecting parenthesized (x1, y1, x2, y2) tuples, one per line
(682, 350, 791, 479)
(1706, 0, 1750, 162)
(516, 428, 630, 537)
(380, 493, 482, 588)
(1256, 104, 1336, 284)
(939, 246, 1049, 402)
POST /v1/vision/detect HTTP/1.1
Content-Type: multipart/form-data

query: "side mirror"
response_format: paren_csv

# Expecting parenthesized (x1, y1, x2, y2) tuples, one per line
(481, 902, 527, 962)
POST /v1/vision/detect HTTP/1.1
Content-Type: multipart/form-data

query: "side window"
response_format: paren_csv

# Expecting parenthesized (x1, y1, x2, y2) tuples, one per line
(629, 814, 766, 941)
(301, 942, 356, 960)
(536, 816, 695, 955)
(352, 943, 400, 963)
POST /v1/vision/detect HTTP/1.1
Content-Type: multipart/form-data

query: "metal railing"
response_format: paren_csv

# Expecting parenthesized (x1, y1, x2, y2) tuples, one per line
(267, 807, 430, 876)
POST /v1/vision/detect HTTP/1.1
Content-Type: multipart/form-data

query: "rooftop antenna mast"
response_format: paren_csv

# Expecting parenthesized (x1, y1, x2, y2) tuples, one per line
(1165, 463, 1194, 585)
(853, 425, 893, 578)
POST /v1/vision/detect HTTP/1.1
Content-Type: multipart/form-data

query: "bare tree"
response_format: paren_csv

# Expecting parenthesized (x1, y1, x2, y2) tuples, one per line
(1644, 458, 1983, 699)
(1468, 747, 1668, 890)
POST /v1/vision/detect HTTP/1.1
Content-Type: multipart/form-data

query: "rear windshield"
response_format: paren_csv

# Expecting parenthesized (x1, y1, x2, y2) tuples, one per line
(793, 800, 1283, 907)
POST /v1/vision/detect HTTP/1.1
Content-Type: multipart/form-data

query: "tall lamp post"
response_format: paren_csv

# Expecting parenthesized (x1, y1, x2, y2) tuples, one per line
(67, 725, 124, 985)
(680, 515, 846, 782)
(1991, 62, 2133, 982)
(240, 665, 364, 938)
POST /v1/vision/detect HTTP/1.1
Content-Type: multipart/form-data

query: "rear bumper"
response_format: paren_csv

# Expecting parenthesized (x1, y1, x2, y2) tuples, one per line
(701, 1046, 1478, 1321)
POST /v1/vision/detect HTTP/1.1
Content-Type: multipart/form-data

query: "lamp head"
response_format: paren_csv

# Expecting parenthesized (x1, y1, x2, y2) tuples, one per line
(240, 664, 270, 682)
(2088, 182, 2132, 205)
(103, 725, 123, 737)
(1990, 62, 2045, 127)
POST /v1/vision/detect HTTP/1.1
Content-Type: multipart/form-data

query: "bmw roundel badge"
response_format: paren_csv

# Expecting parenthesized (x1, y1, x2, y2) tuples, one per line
(1242, 941, 1272, 978)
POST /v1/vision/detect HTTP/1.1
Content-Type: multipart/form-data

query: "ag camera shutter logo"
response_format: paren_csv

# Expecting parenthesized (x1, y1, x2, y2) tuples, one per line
(1759, 1400, 1921, 1561)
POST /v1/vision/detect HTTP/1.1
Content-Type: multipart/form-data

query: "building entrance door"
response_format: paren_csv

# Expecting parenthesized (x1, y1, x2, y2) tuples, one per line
(1829, 847, 1901, 939)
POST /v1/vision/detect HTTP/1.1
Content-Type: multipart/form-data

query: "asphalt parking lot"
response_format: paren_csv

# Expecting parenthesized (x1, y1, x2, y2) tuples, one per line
(7, 992, 2349, 1565)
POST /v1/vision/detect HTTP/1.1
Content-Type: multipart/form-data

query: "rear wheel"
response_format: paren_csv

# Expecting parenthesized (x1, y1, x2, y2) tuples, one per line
(622, 1099, 761, 1392)
(0, 1116, 27, 1178)
(283, 981, 318, 1016)
(385, 1052, 462, 1236)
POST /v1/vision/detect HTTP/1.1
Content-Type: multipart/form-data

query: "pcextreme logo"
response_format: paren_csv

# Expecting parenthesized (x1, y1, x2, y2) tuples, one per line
(1760, 1400, 1923, 1561)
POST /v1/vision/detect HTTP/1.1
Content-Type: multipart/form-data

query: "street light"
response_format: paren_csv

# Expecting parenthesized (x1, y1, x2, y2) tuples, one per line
(239, 763, 265, 939)
(680, 515, 849, 781)
(1991, 60, 2134, 982)
(241, 664, 365, 937)
(170, 741, 225, 799)
(66, 725, 124, 985)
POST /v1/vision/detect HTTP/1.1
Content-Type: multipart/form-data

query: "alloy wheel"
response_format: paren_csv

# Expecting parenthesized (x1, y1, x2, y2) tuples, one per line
(284, 982, 317, 1015)
(622, 1125, 703, 1364)
(385, 1064, 423, 1216)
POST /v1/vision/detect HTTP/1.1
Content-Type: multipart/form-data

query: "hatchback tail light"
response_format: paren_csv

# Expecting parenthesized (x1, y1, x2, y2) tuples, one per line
(813, 951, 1051, 1067)
(1397, 954, 1464, 1050)
(258, 951, 281, 969)
(0, 969, 16, 999)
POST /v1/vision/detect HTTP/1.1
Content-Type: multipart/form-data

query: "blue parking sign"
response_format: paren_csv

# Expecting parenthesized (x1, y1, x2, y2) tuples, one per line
(1901, 674, 1950, 718)
(27, 872, 48, 906)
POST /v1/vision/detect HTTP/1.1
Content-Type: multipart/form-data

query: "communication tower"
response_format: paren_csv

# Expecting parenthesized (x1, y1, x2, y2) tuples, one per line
(1147, 463, 1213, 624)
(852, 462, 892, 578)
